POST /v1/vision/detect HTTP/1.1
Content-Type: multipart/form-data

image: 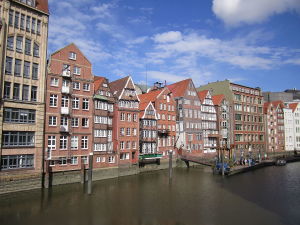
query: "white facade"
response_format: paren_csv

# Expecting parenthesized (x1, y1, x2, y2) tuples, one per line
(283, 108, 294, 151)
(293, 103, 300, 150)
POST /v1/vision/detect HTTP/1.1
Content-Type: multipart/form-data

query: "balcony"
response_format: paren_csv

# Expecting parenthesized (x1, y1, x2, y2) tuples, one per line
(139, 153, 163, 160)
(61, 107, 69, 115)
(60, 125, 69, 133)
(62, 86, 70, 94)
(62, 70, 71, 78)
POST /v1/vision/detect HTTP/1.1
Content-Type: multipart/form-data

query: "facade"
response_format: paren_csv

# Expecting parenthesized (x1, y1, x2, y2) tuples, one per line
(198, 80, 265, 157)
(0, 0, 49, 173)
(139, 101, 158, 161)
(197, 90, 218, 153)
(93, 76, 117, 168)
(283, 106, 294, 151)
(109, 76, 140, 165)
(264, 101, 285, 153)
(212, 94, 232, 148)
(284, 89, 300, 100)
(167, 79, 203, 155)
(139, 85, 177, 159)
(288, 103, 300, 150)
(45, 43, 94, 171)
(263, 92, 293, 103)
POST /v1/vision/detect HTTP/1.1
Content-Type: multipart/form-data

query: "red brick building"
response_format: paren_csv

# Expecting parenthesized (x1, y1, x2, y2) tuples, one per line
(139, 84, 177, 159)
(93, 76, 117, 168)
(167, 79, 203, 156)
(45, 43, 94, 171)
(109, 76, 139, 165)
(264, 101, 285, 153)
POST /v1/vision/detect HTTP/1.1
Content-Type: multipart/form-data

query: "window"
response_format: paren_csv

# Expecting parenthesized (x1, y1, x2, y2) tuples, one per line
(72, 97, 79, 109)
(31, 86, 37, 102)
(1, 155, 34, 170)
(120, 141, 125, 150)
(70, 157, 78, 165)
(127, 113, 131, 122)
(82, 118, 89, 127)
(94, 130, 107, 137)
(48, 136, 56, 150)
(120, 113, 125, 121)
(108, 156, 115, 163)
(73, 82, 80, 90)
(9, 10, 14, 26)
(120, 128, 125, 136)
(22, 85, 30, 101)
(82, 156, 88, 164)
(4, 108, 35, 123)
(31, 63, 38, 79)
(126, 141, 131, 149)
(132, 141, 136, 149)
(71, 136, 78, 149)
(59, 136, 68, 150)
(69, 52, 77, 60)
(5, 57, 13, 74)
(25, 38, 31, 55)
(126, 128, 131, 136)
(50, 78, 59, 86)
(82, 98, 89, 110)
(20, 14, 25, 29)
(132, 128, 137, 136)
(33, 43, 39, 57)
(26, 16, 31, 32)
(7, 36, 14, 50)
(60, 116, 68, 126)
(4, 82, 11, 99)
(15, 11, 19, 28)
(16, 36, 23, 52)
(94, 144, 107, 152)
(83, 83, 90, 91)
(71, 118, 79, 127)
(31, 17, 36, 33)
(2, 131, 35, 147)
(13, 83, 20, 100)
(48, 116, 57, 126)
(23, 61, 30, 78)
(61, 96, 69, 107)
(14, 59, 22, 77)
(50, 94, 58, 107)
(133, 114, 137, 122)
(59, 157, 67, 165)
(81, 136, 88, 149)
(37, 20, 41, 34)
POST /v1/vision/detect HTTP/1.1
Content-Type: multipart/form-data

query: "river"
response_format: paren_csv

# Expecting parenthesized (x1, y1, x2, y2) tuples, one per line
(0, 162, 299, 225)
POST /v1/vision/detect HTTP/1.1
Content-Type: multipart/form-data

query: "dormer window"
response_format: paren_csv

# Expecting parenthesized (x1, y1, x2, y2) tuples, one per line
(69, 52, 76, 60)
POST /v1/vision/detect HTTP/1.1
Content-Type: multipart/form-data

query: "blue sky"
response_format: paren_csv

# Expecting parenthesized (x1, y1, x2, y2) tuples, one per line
(48, 0, 300, 91)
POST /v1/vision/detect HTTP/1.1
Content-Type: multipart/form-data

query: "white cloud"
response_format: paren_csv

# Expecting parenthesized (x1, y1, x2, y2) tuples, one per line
(146, 71, 188, 83)
(153, 31, 183, 43)
(213, 0, 300, 26)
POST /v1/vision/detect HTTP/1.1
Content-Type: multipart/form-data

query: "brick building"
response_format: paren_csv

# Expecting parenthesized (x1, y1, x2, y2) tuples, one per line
(45, 43, 94, 171)
(167, 79, 203, 156)
(264, 101, 285, 153)
(197, 90, 218, 153)
(93, 76, 117, 168)
(109, 76, 139, 165)
(139, 84, 177, 159)
(198, 80, 265, 157)
(0, 0, 49, 173)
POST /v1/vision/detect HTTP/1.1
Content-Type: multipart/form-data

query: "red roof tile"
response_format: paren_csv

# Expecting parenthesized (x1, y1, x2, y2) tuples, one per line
(289, 103, 299, 112)
(212, 94, 225, 106)
(167, 79, 191, 97)
(197, 90, 209, 102)
(109, 76, 130, 98)
(36, 0, 49, 14)
(94, 76, 105, 93)
(138, 89, 162, 104)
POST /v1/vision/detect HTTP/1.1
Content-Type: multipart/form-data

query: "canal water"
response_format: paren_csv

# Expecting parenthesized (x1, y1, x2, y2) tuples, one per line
(1, 163, 299, 225)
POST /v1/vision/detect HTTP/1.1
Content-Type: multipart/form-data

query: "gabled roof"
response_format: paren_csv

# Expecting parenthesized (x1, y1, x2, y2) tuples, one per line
(167, 79, 191, 98)
(109, 76, 130, 98)
(139, 101, 157, 119)
(94, 76, 106, 93)
(264, 101, 285, 114)
(212, 94, 225, 106)
(289, 103, 299, 112)
(138, 89, 162, 104)
(36, 0, 49, 14)
(197, 90, 209, 102)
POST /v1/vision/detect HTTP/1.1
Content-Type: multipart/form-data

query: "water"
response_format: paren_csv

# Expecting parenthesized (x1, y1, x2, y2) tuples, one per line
(1, 163, 300, 225)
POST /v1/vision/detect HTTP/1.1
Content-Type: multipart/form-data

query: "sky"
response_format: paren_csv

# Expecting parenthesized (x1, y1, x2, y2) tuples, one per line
(48, 0, 300, 92)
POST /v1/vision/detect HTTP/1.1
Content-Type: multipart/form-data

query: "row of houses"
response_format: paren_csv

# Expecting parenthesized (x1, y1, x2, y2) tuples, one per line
(0, 1, 299, 178)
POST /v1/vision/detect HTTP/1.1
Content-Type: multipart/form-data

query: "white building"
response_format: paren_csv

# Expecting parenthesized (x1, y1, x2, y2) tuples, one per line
(283, 107, 294, 151)
(287, 102, 300, 150)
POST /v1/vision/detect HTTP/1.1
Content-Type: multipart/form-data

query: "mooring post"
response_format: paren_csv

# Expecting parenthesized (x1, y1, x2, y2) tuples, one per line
(169, 150, 173, 180)
(221, 146, 225, 176)
(81, 158, 85, 184)
(87, 153, 93, 195)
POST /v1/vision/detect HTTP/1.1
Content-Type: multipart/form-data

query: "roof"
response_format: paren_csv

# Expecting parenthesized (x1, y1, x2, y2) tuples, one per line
(109, 76, 130, 98)
(289, 103, 299, 112)
(264, 100, 285, 114)
(94, 76, 106, 93)
(167, 79, 191, 98)
(138, 89, 162, 104)
(197, 90, 209, 102)
(36, 0, 49, 14)
(212, 94, 225, 106)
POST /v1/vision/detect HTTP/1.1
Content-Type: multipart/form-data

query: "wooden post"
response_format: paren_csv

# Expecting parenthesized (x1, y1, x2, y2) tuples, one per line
(169, 150, 173, 180)
(87, 153, 93, 195)
(81, 158, 85, 184)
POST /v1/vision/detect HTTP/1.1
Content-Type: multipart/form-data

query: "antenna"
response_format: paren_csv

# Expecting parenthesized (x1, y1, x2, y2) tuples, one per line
(145, 64, 148, 92)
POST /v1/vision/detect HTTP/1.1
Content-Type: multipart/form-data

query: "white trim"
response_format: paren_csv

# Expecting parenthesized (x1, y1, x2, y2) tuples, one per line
(142, 101, 158, 120)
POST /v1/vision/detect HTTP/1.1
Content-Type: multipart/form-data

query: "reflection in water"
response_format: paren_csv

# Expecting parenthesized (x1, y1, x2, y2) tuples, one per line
(0, 163, 300, 225)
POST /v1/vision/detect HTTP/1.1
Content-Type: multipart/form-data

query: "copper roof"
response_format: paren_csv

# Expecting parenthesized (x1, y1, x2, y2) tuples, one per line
(167, 79, 191, 97)
(109, 76, 130, 98)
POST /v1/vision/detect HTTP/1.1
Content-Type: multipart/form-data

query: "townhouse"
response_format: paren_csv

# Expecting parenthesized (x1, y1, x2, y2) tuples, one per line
(167, 79, 203, 155)
(288, 102, 300, 150)
(0, 0, 49, 173)
(93, 76, 117, 167)
(45, 43, 94, 171)
(109, 76, 139, 165)
(264, 101, 285, 153)
(283, 105, 294, 151)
